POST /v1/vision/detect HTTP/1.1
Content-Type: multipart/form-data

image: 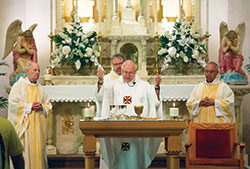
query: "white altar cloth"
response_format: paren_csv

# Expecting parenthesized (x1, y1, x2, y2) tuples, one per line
(44, 84, 196, 102)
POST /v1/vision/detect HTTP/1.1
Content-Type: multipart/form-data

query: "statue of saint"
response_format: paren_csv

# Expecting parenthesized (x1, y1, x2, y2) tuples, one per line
(2, 19, 37, 85)
(219, 21, 247, 80)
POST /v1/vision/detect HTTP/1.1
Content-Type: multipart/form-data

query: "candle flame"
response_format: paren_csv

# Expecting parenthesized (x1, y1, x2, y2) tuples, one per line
(173, 103, 175, 107)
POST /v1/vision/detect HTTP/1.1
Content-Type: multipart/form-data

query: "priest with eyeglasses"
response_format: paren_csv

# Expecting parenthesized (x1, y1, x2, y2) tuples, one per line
(186, 61, 235, 123)
(99, 60, 163, 169)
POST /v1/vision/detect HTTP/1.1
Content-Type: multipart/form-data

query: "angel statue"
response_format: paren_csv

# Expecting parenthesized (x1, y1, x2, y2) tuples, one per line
(2, 19, 38, 85)
(219, 21, 248, 84)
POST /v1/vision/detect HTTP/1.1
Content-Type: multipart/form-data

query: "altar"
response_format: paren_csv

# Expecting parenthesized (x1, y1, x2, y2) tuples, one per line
(43, 75, 250, 156)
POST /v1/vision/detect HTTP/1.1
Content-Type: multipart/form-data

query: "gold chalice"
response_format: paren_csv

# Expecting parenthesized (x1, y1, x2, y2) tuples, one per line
(134, 105, 144, 119)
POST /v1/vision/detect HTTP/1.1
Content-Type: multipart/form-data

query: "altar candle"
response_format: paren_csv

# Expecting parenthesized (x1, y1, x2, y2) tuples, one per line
(98, 0, 101, 33)
(84, 105, 95, 117)
(206, 0, 209, 32)
(154, 0, 158, 33)
(170, 103, 179, 117)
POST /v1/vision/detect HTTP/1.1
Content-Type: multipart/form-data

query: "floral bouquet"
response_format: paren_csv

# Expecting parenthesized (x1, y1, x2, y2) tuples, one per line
(158, 19, 206, 72)
(51, 14, 100, 71)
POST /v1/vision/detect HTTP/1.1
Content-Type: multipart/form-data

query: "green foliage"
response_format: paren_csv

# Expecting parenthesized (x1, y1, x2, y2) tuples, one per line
(0, 61, 8, 109)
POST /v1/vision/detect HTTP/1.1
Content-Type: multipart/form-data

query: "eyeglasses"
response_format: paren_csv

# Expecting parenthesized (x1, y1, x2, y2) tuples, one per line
(112, 62, 123, 66)
(122, 71, 135, 76)
(205, 70, 218, 73)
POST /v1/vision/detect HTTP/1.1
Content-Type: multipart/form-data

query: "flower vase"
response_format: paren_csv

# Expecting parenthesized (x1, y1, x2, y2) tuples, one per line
(53, 62, 96, 76)
(175, 64, 190, 75)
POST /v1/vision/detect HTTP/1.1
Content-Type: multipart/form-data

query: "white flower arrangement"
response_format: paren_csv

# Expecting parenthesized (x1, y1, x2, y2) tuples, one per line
(51, 14, 100, 70)
(158, 19, 206, 72)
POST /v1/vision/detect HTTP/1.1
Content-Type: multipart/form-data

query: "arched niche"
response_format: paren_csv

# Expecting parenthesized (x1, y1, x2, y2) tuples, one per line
(120, 43, 138, 66)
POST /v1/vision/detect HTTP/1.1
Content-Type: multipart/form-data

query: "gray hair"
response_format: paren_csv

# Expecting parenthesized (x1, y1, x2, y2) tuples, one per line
(121, 60, 137, 71)
(206, 61, 218, 71)
(112, 53, 124, 61)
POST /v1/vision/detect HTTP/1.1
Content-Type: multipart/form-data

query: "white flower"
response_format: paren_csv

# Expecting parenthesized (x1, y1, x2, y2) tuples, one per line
(75, 60, 81, 70)
(158, 48, 167, 55)
(86, 31, 93, 37)
(86, 47, 93, 56)
(84, 39, 89, 44)
(62, 46, 71, 55)
(168, 47, 176, 57)
(192, 50, 199, 59)
(94, 50, 100, 57)
(183, 56, 189, 63)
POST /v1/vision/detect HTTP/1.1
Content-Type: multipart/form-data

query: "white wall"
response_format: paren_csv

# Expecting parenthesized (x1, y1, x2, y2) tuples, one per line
(0, 0, 50, 117)
(0, 1, 250, 160)
(228, 0, 250, 163)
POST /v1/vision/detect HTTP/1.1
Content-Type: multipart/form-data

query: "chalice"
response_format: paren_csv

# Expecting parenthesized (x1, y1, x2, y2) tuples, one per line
(118, 105, 127, 120)
(110, 105, 117, 120)
(134, 105, 144, 119)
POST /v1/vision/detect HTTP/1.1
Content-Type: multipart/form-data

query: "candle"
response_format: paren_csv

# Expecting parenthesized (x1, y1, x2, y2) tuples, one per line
(83, 105, 95, 118)
(98, 0, 101, 33)
(154, 0, 158, 33)
(206, 0, 209, 32)
(170, 103, 179, 117)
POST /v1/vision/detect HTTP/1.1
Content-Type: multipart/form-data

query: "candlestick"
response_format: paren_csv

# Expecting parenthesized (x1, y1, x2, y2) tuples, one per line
(206, 0, 209, 32)
(154, 0, 158, 33)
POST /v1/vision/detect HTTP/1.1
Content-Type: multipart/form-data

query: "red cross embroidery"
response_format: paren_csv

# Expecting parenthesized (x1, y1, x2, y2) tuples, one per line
(123, 96, 132, 104)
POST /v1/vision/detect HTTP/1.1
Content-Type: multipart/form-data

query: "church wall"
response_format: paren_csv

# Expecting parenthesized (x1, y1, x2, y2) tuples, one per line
(228, 0, 250, 163)
(0, 2, 250, 163)
(0, 0, 50, 117)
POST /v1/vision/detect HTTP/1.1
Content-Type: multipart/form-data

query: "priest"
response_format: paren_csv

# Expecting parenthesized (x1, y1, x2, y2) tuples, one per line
(186, 61, 235, 123)
(94, 53, 124, 117)
(8, 62, 52, 169)
(100, 60, 162, 169)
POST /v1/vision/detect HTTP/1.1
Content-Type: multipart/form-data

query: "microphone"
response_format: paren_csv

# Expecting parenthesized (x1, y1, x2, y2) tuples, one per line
(127, 80, 136, 87)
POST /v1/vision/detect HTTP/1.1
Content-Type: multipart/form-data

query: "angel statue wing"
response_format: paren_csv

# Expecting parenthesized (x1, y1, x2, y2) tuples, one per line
(28, 23, 38, 33)
(2, 19, 23, 60)
(219, 21, 229, 45)
(235, 21, 245, 52)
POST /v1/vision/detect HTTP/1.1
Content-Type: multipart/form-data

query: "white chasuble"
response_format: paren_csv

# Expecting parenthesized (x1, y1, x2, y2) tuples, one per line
(186, 78, 235, 123)
(8, 77, 52, 169)
(99, 76, 162, 169)
(94, 70, 120, 117)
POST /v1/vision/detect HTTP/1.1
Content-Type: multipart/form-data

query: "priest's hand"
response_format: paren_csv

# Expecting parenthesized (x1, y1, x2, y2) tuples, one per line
(97, 68, 104, 83)
(199, 97, 215, 107)
(32, 102, 43, 111)
(155, 74, 161, 88)
(154, 74, 161, 100)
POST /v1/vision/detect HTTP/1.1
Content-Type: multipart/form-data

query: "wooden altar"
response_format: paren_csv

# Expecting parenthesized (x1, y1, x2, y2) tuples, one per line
(79, 120, 186, 169)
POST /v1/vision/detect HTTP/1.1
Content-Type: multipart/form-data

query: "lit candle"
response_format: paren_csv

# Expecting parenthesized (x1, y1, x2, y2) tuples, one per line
(83, 105, 95, 118)
(206, 0, 209, 32)
(154, 0, 158, 33)
(98, 0, 101, 33)
(170, 103, 179, 117)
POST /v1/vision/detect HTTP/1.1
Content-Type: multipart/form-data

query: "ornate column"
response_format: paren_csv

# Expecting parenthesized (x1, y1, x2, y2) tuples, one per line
(55, 0, 63, 34)
(137, 0, 147, 34)
(111, 0, 121, 34)
(231, 85, 250, 142)
(137, 38, 148, 76)
(111, 39, 118, 57)
(88, 0, 95, 23)
(192, 0, 202, 34)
